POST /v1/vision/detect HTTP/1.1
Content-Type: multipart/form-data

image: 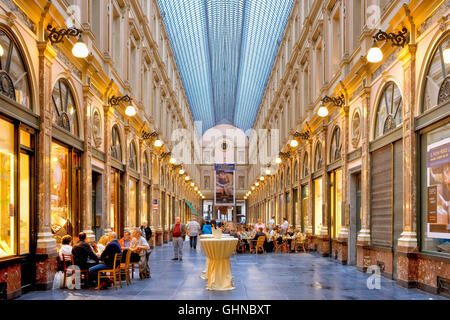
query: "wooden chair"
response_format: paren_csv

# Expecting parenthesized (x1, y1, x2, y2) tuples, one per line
(236, 239, 246, 253)
(255, 236, 266, 254)
(61, 254, 89, 289)
(120, 249, 132, 285)
(97, 253, 122, 290)
(294, 235, 307, 253)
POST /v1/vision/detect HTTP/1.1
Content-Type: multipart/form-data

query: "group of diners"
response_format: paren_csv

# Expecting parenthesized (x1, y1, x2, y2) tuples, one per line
(57, 221, 153, 289)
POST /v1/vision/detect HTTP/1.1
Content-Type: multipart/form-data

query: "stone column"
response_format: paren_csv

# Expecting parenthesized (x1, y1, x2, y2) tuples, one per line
(357, 87, 372, 271)
(103, 105, 113, 234)
(35, 41, 58, 290)
(319, 123, 329, 256)
(306, 140, 313, 235)
(81, 86, 95, 242)
(397, 38, 419, 287)
(339, 106, 350, 240)
(123, 124, 130, 234)
(151, 152, 163, 245)
(138, 139, 145, 226)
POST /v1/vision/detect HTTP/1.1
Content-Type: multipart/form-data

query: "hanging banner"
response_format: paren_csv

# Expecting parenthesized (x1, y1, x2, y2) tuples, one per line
(427, 138, 450, 239)
(214, 163, 235, 206)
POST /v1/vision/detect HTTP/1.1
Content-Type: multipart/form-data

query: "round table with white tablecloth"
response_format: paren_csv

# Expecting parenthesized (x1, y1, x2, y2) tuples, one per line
(200, 237, 238, 291)
(200, 234, 214, 279)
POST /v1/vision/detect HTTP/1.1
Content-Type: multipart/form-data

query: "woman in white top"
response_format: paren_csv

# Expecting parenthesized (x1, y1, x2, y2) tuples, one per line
(59, 235, 73, 261)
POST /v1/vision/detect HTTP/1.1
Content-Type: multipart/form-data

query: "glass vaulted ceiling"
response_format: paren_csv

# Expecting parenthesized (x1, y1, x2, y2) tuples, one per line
(157, 0, 294, 134)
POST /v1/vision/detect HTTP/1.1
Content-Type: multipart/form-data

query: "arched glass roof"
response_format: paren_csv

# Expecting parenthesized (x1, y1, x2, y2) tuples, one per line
(157, 0, 294, 134)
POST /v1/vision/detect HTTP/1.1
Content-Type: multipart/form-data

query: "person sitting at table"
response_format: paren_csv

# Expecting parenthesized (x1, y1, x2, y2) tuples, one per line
(252, 227, 268, 252)
(202, 221, 213, 234)
(72, 232, 99, 271)
(96, 235, 107, 255)
(59, 235, 73, 261)
(89, 232, 122, 289)
(119, 231, 132, 249)
(129, 228, 151, 279)
(286, 226, 295, 252)
(267, 227, 278, 252)
(254, 219, 265, 232)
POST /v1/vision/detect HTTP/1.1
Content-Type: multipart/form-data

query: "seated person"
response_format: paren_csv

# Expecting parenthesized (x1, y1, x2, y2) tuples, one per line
(72, 232, 99, 271)
(96, 235, 107, 255)
(129, 229, 151, 279)
(89, 232, 122, 288)
(202, 221, 213, 234)
(286, 226, 295, 252)
(119, 231, 132, 249)
(59, 235, 73, 261)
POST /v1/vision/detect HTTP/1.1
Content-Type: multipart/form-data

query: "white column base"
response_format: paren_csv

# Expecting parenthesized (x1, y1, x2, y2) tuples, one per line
(36, 232, 57, 251)
(357, 228, 371, 243)
(338, 227, 349, 240)
(83, 229, 96, 243)
(320, 225, 329, 236)
(397, 231, 418, 248)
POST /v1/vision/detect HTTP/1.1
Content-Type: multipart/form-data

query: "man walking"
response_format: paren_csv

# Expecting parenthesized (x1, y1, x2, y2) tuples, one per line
(268, 215, 275, 232)
(170, 217, 186, 261)
(186, 217, 201, 250)
(281, 217, 289, 235)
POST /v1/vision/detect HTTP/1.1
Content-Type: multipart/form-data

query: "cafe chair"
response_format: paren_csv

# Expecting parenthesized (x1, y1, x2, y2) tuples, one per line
(61, 254, 89, 289)
(120, 249, 132, 285)
(97, 253, 122, 290)
(237, 240, 246, 253)
(255, 236, 265, 254)
(294, 235, 307, 253)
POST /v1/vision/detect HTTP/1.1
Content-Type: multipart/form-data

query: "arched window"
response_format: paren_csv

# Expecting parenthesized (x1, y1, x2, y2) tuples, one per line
(0, 28, 31, 108)
(303, 152, 309, 178)
(129, 141, 138, 170)
(52, 79, 79, 136)
(111, 125, 122, 161)
(330, 126, 342, 162)
(160, 166, 165, 186)
(374, 82, 403, 139)
(280, 172, 284, 189)
(314, 143, 323, 172)
(293, 160, 299, 182)
(423, 35, 450, 111)
(143, 152, 150, 178)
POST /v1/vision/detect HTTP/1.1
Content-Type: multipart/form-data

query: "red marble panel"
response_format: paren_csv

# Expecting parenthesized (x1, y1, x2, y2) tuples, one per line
(417, 258, 450, 288)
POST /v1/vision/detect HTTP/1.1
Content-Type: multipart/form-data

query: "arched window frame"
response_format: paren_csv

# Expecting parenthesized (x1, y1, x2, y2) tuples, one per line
(302, 152, 309, 178)
(52, 78, 79, 137)
(314, 143, 323, 172)
(374, 81, 403, 139)
(330, 126, 342, 162)
(129, 141, 138, 171)
(143, 152, 150, 178)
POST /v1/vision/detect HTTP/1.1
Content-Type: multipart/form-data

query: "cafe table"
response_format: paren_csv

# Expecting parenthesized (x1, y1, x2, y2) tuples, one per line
(200, 234, 214, 279)
(200, 237, 238, 290)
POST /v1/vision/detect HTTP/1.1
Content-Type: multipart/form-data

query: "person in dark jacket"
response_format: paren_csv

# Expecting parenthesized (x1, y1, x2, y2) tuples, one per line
(140, 221, 152, 242)
(88, 232, 122, 287)
(72, 232, 99, 270)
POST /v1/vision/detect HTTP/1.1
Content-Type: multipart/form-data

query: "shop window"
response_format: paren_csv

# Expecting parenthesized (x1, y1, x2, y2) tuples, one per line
(314, 143, 323, 172)
(129, 141, 138, 170)
(51, 142, 80, 244)
(302, 152, 309, 178)
(111, 125, 122, 162)
(127, 179, 137, 229)
(330, 126, 342, 162)
(314, 178, 323, 235)
(420, 122, 450, 255)
(423, 35, 450, 111)
(52, 79, 79, 137)
(0, 29, 31, 108)
(0, 119, 15, 257)
(374, 82, 403, 139)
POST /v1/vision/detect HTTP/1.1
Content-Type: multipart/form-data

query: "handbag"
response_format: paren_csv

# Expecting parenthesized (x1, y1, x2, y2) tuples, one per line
(52, 271, 64, 290)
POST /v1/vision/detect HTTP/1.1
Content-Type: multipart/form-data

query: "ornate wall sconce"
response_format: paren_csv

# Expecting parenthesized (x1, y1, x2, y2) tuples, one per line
(109, 95, 136, 116)
(367, 27, 409, 63)
(318, 94, 345, 117)
(47, 25, 89, 58)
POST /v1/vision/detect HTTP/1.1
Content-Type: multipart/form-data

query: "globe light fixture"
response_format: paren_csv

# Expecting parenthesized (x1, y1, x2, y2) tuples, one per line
(444, 48, 450, 64)
(194, 187, 198, 191)
(275, 157, 282, 164)
(169, 157, 177, 164)
(255, 182, 260, 187)
(190, 182, 195, 187)
(185, 176, 190, 181)
(179, 169, 185, 175)
(366, 43, 383, 63)
(125, 105, 137, 117)
(154, 139, 163, 147)
(265, 169, 271, 175)
(317, 105, 329, 117)
(251, 186, 255, 190)
(290, 139, 299, 148)
(260, 176, 265, 181)
(72, 41, 89, 58)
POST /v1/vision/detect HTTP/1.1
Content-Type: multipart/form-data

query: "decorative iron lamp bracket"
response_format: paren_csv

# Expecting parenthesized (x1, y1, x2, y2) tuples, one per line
(279, 151, 291, 159)
(172, 164, 182, 170)
(47, 25, 82, 44)
(160, 152, 172, 159)
(321, 94, 345, 108)
(373, 27, 409, 47)
(109, 95, 132, 106)
(142, 131, 159, 140)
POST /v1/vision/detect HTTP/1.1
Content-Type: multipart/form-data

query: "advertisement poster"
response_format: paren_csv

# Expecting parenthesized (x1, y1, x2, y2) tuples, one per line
(214, 163, 235, 206)
(427, 138, 450, 239)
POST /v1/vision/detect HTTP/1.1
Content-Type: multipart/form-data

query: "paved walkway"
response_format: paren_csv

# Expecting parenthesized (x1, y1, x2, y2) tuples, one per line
(19, 241, 446, 300)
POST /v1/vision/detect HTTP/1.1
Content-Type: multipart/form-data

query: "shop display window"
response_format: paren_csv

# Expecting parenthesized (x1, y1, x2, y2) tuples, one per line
(314, 178, 322, 235)
(128, 179, 137, 229)
(0, 119, 15, 258)
(421, 122, 450, 255)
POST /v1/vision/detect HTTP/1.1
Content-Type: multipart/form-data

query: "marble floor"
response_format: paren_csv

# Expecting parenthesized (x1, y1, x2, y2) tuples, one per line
(19, 241, 446, 300)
